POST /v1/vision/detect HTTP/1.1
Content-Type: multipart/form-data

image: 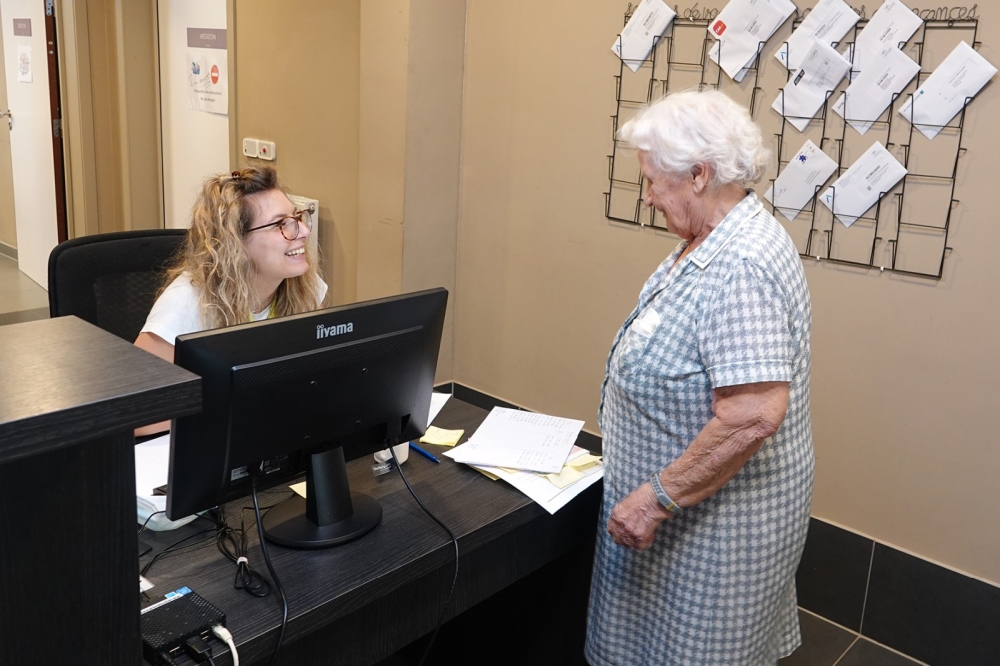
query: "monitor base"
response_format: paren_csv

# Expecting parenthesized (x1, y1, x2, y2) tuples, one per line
(262, 493, 382, 548)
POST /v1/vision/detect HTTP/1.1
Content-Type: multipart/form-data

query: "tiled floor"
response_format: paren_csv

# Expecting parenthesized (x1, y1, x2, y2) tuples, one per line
(0, 255, 49, 324)
(781, 610, 925, 666)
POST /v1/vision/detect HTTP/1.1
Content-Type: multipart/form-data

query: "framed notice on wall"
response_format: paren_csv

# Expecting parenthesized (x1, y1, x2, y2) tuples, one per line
(186, 28, 228, 115)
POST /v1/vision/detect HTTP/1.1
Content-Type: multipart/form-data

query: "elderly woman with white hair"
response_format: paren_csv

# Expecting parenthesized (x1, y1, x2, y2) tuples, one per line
(586, 89, 813, 665)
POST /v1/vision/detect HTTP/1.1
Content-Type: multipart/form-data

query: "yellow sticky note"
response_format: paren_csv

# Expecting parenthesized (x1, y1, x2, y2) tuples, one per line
(567, 454, 602, 468)
(290, 481, 307, 498)
(419, 426, 465, 447)
(545, 465, 585, 489)
(473, 467, 501, 481)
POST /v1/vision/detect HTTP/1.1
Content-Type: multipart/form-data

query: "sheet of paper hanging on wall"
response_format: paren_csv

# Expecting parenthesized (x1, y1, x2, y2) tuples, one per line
(850, 0, 922, 75)
(897, 41, 997, 140)
(708, 0, 796, 81)
(611, 0, 676, 73)
(764, 140, 838, 221)
(819, 142, 907, 227)
(775, 0, 859, 71)
(771, 39, 852, 132)
(187, 52, 229, 115)
(16, 45, 32, 83)
(832, 47, 920, 135)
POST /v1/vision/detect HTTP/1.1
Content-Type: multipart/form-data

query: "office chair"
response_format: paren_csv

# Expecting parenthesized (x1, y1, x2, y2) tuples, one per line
(48, 229, 187, 343)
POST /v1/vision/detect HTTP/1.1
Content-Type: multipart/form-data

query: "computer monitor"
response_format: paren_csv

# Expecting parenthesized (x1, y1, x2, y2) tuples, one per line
(165, 287, 448, 549)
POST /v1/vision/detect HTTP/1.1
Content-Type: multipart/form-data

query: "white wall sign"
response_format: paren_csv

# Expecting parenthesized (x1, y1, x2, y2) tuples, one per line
(16, 45, 30, 82)
(186, 51, 227, 115)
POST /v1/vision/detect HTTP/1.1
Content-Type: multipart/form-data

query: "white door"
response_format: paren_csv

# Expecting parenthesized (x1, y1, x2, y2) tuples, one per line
(0, 0, 59, 287)
(158, 0, 229, 229)
(0, 14, 17, 253)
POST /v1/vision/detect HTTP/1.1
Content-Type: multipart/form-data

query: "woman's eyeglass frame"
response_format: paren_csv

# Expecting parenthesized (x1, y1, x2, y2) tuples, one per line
(246, 210, 313, 241)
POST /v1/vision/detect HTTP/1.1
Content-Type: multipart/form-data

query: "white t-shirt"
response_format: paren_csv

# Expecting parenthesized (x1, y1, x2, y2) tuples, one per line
(140, 273, 329, 344)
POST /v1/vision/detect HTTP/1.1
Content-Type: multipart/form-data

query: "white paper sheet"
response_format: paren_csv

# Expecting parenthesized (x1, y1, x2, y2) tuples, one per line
(819, 141, 907, 226)
(428, 391, 450, 424)
(447, 407, 584, 474)
(764, 140, 839, 221)
(851, 0, 922, 74)
(776, 0, 859, 71)
(772, 39, 853, 131)
(897, 41, 997, 140)
(833, 47, 921, 135)
(708, 0, 796, 81)
(445, 446, 604, 515)
(612, 0, 676, 73)
(16, 45, 32, 83)
(135, 435, 199, 531)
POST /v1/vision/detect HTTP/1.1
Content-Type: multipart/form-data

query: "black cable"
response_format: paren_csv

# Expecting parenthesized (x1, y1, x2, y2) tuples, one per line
(389, 444, 460, 666)
(251, 476, 288, 666)
(205, 656, 218, 666)
(140, 527, 223, 577)
(215, 505, 271, 597)
(138, 510, 165, 535)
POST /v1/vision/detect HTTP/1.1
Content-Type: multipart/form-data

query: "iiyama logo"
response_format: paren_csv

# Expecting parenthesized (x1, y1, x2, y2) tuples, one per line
(317, 322, 354, 339)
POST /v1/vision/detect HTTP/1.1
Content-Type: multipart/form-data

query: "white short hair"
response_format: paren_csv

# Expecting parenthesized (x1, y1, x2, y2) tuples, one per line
(618, 89, 769, 187)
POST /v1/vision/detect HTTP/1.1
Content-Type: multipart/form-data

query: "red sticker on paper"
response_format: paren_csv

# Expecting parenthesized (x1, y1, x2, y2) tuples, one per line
(210, 65, 220, 84)
(712, 21, 727, 36)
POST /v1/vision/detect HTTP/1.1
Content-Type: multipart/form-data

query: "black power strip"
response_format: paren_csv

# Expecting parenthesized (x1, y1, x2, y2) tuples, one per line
(141, 587, 226, 665)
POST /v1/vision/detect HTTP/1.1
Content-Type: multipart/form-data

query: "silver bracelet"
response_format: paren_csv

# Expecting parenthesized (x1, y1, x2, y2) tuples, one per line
(649, 471, 680, 514)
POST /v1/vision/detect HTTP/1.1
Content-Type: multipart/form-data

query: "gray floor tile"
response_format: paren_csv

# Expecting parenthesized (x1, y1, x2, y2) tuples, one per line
(836, 638, 923, 666)
(0, 307, 49, 327)
(780, 611, 857, 666)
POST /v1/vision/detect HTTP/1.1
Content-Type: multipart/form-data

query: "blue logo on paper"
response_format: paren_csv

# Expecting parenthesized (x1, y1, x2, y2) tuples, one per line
(798, 154, 808, 163)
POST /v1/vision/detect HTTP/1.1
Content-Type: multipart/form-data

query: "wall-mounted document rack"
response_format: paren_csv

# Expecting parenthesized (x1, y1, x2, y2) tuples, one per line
(606, 5, 988, 281)
(770, 17, 982, 279)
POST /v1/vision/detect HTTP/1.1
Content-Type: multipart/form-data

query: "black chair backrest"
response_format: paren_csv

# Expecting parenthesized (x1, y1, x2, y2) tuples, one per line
(48, 230, 187, 343)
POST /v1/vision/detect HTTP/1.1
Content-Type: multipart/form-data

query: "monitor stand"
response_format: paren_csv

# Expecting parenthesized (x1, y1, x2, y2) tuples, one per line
(261, 445, 382, 549)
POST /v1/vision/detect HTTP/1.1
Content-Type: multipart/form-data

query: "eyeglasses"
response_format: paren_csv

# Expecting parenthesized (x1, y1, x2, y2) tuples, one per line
(246, 210, 313, 241)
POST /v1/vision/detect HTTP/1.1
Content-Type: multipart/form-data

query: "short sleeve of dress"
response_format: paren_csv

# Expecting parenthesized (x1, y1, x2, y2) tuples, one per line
(139, 275, 205, 345)
(698, 258, 794, 389)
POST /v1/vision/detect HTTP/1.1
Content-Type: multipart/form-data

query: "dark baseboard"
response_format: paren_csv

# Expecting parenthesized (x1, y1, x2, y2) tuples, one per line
(797, 517, 1000, 665)
(0, 242, 16, 261)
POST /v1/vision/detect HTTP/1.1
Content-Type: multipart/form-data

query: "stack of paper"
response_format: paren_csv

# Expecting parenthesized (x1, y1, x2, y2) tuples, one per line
(898, 41, 997, 140)
(849, 0, 922, 75)
(772, 39, 853, 131)
(775, 0, 860, 71)
(819, 141, 907, 227)
(446, 445, 604, 515)
(708, 0, 796, 82)
(764, 139, 839, 221)
(448, 407, 584, 474)
(611, 0, 676, 73)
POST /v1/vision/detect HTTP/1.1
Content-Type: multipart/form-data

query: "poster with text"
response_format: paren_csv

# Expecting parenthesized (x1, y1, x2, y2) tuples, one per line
(186, 51, 228, 115)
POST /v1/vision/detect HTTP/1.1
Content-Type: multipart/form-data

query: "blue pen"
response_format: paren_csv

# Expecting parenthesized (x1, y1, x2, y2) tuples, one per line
(409, 442, 440, 463)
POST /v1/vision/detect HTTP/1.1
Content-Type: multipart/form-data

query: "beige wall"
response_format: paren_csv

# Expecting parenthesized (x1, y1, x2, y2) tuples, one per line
(453, 0, 1000, 584)
(0, 21, 16, 249)
(232, 0, 361, 306)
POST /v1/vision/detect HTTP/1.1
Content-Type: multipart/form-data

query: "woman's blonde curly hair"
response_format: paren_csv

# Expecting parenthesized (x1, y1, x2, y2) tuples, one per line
(163, 166, 324, 329)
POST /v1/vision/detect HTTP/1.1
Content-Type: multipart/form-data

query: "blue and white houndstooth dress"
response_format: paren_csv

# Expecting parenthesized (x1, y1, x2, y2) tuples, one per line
(586, 192, 814, 666)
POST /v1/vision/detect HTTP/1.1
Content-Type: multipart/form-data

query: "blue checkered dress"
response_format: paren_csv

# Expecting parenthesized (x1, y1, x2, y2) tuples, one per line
(586, 193, 814, 666)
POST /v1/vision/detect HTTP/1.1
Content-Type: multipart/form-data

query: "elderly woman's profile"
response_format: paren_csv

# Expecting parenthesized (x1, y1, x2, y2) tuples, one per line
(586, 89, 813, 665)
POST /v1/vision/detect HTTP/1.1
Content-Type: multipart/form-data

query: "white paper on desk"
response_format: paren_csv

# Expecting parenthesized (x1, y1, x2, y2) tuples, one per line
(776, 0, 859, 71)
(764, 140, 839, 221)
(135, 436, 199, 531)
(611, 0, 676, 73)
(772, 39, 852, 131)
(897, 41, 997, 140)
(832, 47, 920, 135)
(708, 0, 796, 81)
(428, 391, 450, 425)
(851, 0, 922, 75)
(446, 446, 604, 515)
(819, 141, 907, 227)
(447, 407, 583, 474)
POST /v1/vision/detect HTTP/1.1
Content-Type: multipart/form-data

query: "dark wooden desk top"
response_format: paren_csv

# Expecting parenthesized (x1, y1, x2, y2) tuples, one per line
(0, 316, 201, 462)
(140, 396, 601, 666)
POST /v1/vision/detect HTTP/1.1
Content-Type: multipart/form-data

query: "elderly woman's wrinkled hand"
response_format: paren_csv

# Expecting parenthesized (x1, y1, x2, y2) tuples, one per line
(607, 483, 673, 550)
